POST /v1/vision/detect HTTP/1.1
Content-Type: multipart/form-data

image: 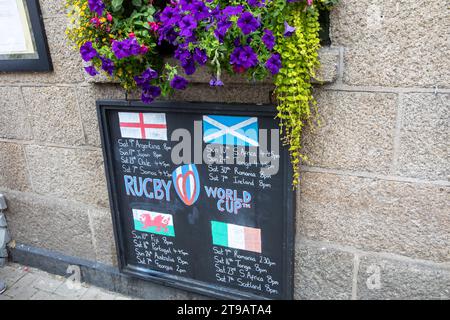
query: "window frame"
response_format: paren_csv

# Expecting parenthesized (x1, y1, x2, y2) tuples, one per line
(0, 0, 53, 72)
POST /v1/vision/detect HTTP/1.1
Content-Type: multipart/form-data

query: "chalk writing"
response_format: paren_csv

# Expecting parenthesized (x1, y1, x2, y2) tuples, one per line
(124, 175, 171, 201)
(103, 106, 292, 299)
(204, 187, 252, 214)
(132, 231, 190, 275)
(213, 246, 280, 295)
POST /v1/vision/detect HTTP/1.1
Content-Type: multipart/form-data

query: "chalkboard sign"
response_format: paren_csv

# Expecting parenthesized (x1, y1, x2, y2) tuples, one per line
(97, 100, 295, 300)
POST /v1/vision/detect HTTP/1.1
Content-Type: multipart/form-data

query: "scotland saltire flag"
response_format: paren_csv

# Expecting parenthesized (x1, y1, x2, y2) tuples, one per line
(203, 115, 259, 147)
(172, 164, 201, 206)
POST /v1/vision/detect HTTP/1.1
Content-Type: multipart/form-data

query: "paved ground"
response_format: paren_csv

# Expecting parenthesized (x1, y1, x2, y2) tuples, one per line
(0, 263, 136, 300)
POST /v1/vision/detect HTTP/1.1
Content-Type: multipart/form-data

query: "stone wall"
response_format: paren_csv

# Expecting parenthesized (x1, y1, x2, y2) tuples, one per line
(0, 0, 448, 299)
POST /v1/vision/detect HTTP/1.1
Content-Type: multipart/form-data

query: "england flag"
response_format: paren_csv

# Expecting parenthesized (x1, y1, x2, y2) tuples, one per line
(118, 112, 167, 141)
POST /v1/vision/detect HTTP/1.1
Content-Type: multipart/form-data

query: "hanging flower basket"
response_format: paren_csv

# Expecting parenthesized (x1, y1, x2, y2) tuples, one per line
(66, 0, 339, 184)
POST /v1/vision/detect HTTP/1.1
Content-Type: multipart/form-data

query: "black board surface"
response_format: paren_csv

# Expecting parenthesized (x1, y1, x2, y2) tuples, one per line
(97, 100, 295, 300)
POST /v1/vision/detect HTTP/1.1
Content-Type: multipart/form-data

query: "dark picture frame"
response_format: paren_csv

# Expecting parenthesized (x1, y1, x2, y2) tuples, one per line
(97, 100, 296, 300)
(0, 0, 52, 72)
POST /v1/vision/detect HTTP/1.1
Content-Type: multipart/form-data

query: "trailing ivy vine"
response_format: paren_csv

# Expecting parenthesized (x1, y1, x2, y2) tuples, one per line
(273, 1, 324, 185)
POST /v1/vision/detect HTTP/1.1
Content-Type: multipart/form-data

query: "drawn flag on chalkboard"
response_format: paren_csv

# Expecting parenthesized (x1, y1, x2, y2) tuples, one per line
(211, 221, 261, 253)
(118, 112, 167, 140)
(133, 209, 175, 237)
(203, 115, 258, 147)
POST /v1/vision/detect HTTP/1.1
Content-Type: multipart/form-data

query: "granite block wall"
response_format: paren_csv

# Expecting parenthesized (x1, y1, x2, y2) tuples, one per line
(0, 0, 448, 299)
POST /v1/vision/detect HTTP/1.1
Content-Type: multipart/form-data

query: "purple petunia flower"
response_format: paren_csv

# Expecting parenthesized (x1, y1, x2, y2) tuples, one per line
(84, 65, 98, 76)
(158, 26, 178, 45)
(284, 21, 296, 37)
(141, 86, 161, 104)
(230, 45, 259, 72)
(248, 0, 265, 7)
(179, 15, 198, 38)
(159, 6, 180, 27)
(214, 18, 232, 43)
(222, 5, 244, 16)
(87, 0, 105, 16)
(179, 0, 197, 11)
(209, 76, 224, 87)
(262, 29, 275, 51)
(265, 53, 282, 75)
(100, 56, 114, 75)
(190, 1, 210, 21)
(134, 68, 158, 89)
(181, 58, 196, 75)
(80, 42, 97, 62)
(170, 75, 188, 90)
(193, 48, 207, 66)
(237, 12, 260, 35)
(112, 38, 141, 59)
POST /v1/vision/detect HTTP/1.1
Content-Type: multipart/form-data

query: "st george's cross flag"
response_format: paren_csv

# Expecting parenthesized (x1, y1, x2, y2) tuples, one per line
(118, 112, 167, 140)
(203, 115, 259, 147)
(211, 221, 262, 253)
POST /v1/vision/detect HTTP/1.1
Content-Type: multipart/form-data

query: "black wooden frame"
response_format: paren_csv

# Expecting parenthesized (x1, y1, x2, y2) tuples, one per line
(97, 100, 295, 300)
(0, 0, 52, 72)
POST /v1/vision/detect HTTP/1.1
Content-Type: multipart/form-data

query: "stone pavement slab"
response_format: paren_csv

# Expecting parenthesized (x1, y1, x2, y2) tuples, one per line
(0, 263, 137, 300)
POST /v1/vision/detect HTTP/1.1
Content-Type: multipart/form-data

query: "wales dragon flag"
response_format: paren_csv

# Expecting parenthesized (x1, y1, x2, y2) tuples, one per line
(133, 209, 175, 237)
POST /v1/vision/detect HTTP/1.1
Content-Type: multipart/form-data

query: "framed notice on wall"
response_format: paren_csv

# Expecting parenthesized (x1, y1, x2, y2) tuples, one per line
(0, 0, 52, 71)
(97, 100, 295, 300)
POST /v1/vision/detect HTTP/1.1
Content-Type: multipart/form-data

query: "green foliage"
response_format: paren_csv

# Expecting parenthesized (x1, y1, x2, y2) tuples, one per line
(272, 1, 324, 186)
(111, 0, 123, 12)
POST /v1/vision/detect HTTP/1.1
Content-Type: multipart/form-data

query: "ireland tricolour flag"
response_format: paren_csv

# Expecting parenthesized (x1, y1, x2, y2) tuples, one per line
(211, 221, 261, 253)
